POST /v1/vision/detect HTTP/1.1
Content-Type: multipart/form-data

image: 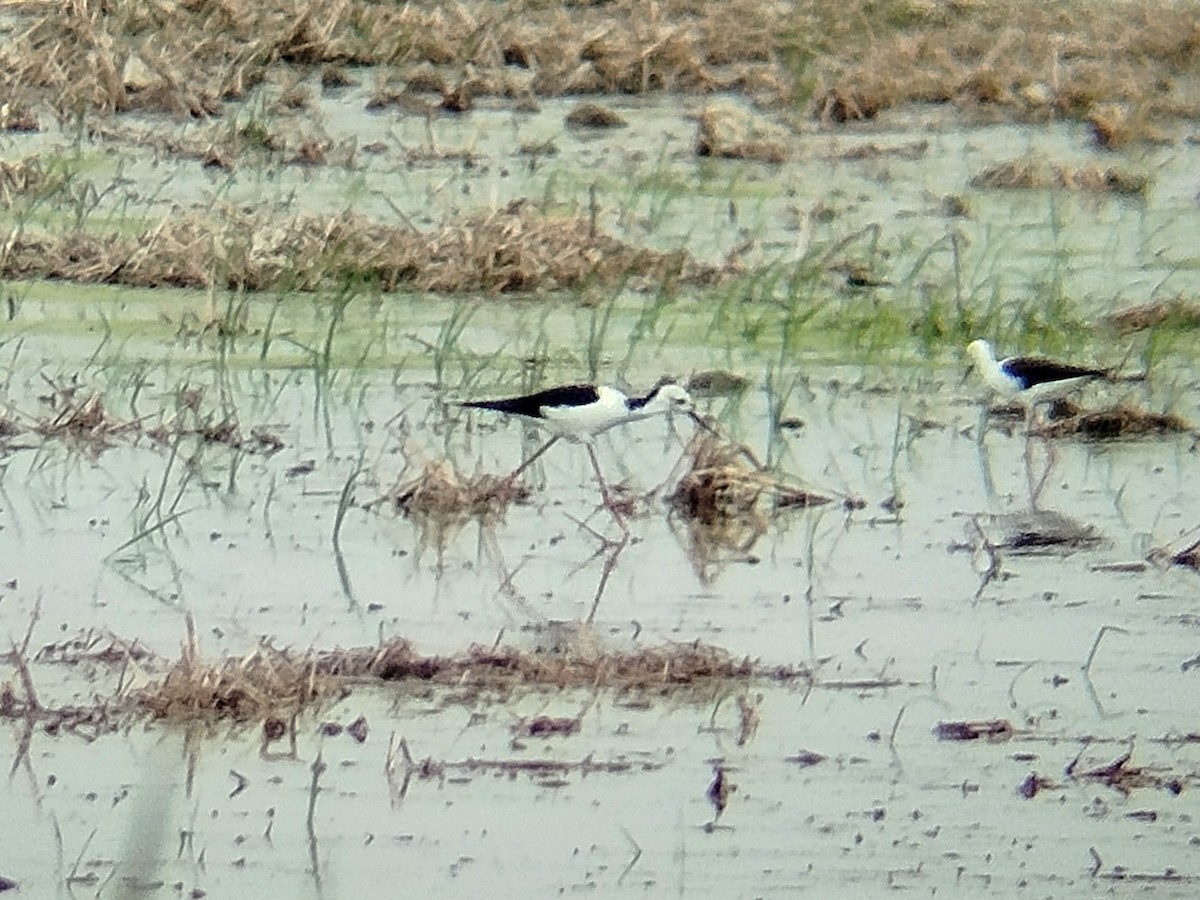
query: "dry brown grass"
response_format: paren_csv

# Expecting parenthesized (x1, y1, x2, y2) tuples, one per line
(0, 380, 285, 456)
(669, 432, 830, 524)
(668, 432, 831, 580)
(1032, 404, 1196, 440)
(315, 635, 811, 692)
(1101, 298, 1200, 335)
(970, 154, 1150, 196)
(0, 202, 722, 294)
(0, 0, 787, 118)
(0, 158, 47, 208)
(0, 0, 1194, 130)
(131, 628, 813, 722)
(391, 459, 531, 521)
(33, 385, 139, 451)
(695, 103, 789, 163)
(135, 619, 345, 723)
(805, 0, 1200, 128)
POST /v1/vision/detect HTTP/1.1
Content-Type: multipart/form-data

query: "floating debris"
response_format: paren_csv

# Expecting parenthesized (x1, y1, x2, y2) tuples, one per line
(1160, 537, 1200, 574)
(965, 510, 1105, 557)
(785, 749, 826, 768)
(933, 719, 1015, 742)
(1067, 749, 1177, 795)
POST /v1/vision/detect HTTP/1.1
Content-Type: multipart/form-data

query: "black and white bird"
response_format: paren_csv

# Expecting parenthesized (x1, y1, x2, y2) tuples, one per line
(460, 381, 698, 520)
(967, 339, 1107, 408)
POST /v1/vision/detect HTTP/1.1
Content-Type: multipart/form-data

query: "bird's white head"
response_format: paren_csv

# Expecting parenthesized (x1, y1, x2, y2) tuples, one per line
(966, 339, 995, 370)
(647, 383, 695, 415)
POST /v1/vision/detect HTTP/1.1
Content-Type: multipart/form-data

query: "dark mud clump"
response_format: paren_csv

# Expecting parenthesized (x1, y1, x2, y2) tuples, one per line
(933, 719, 1015, 741)
(565, 102, 627, 128)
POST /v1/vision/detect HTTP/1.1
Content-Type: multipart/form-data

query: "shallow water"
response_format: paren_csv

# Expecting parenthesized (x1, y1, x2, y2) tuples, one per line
(3, 84, 1200, 896)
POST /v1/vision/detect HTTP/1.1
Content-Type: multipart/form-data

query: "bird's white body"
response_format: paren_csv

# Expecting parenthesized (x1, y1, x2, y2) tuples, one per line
(967, 339, 1104, 406)
(463, 382, 694, 443)
(460, 381, 697, 525)
(540, 386, 655, 439)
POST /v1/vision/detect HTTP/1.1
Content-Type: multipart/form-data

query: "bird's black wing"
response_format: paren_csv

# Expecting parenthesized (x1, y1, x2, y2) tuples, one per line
(461, 384, 599, 419)
(1004, 357, 1106, 390)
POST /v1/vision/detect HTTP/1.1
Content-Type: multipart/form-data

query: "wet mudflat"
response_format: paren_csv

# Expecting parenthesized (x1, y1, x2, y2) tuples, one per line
(4, 0, 1200, 895)
(3, 308, 1199, 896)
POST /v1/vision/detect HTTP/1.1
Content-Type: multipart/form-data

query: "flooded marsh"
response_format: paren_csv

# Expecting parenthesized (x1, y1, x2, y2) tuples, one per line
(3, 0, 1200, 896)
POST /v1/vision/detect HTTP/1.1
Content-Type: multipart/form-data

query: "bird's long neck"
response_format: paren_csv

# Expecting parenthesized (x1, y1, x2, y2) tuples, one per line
(625, 385, 662, 412)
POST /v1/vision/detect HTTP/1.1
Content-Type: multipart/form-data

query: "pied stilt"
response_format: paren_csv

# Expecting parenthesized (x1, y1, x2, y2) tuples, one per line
(460, 381, 698, 520)
(967, 339, 1108, 505)
(967, 339, 1107, 409)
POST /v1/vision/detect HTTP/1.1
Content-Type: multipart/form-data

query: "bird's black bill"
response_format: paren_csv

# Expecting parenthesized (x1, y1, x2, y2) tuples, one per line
(688, 410, 719, 435)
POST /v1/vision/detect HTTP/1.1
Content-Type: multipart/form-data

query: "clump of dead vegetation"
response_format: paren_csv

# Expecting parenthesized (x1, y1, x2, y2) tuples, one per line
(1101, 298, 1200, 335)
(970, 155, 1150, 196)
(695, 103, 789, 163)
(667, 432, 830, 579)
(0, 610, 135, 745)
(1031, 404, 1196, 440)
(33, 386, 139, 451)
(0, 202, 722, 294)
(1019, 748, 1185, 799)
(314, 635, 810, 692)
(390, 459, 531, 521)
(0, 380, 284, 457)
(934, 719, 1015, 741)
(669, 432, 830, 524)
(565, 103, 626, 129)
(806, 0, 1200, 129)
(0, 0, 788, 119)
(134, 619, 345, 723)
(0, 157, 49, 208)
(2, 0, 1195, 132)
(0, 100, 39, 131)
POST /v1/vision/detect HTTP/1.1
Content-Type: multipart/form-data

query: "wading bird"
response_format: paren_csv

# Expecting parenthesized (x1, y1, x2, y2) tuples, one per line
(461, 381, 698, 520)
(967, 338, 1111, 506)
(966, 339, 1108, 409)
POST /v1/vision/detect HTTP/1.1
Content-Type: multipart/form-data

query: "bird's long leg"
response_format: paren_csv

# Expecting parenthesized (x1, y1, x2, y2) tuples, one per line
(504, 435, 560, 483)
(586, 443, 629, 535)
(1031, 433, 1058, 508)
(586, 532, 629, 625)
(1022, 405, 1037, 505)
